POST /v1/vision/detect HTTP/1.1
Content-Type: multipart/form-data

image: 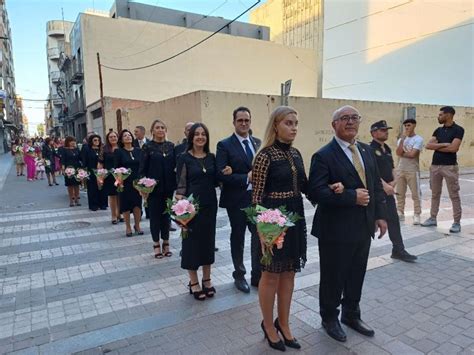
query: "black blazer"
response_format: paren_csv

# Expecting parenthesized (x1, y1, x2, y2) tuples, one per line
(216, 134, 261, 208)
(133, 137, 150, 149)
(307, 138, 387, 242)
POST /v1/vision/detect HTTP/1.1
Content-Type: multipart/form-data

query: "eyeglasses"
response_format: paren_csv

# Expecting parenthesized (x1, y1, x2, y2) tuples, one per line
(338, 114, 362, 122)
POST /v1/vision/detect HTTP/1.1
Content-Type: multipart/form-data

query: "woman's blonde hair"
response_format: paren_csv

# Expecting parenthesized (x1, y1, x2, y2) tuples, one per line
(262, 106, 298, 149)
(150, 119, 167, 140)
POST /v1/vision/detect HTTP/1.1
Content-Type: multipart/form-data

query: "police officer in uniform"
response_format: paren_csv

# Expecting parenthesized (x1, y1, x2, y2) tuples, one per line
(370, 120, 417, 262)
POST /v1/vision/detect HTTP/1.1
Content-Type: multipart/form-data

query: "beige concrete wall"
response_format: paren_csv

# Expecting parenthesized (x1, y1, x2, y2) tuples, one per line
(80, 14, 317, 107)
(124, 90, 473, 171)
(123, 92, 203, 144)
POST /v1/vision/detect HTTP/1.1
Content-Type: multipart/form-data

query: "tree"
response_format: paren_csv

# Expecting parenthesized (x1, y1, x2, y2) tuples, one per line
(36, 123, 45, 137)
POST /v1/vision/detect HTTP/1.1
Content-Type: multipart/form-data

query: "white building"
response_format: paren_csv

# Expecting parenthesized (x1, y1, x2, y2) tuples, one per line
(250, 0, 474, 106)
(45, 20, 73, 136)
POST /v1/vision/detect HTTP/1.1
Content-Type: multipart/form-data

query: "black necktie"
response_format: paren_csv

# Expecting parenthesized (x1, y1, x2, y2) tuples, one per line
(242, 139, 253, 163)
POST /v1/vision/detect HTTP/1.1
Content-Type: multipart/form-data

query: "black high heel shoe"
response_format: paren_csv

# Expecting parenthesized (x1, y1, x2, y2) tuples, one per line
(134, 225, 144, 235)
(202, 278, 216, 298)
(261, 321, 285, 351)
(188, 282, 206, 301)
(274, 318, 301, 349)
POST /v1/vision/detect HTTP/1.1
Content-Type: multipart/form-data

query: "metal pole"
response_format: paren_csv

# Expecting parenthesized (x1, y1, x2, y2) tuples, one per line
(280, 83, 284, 105)
(97, 53, 106, 138)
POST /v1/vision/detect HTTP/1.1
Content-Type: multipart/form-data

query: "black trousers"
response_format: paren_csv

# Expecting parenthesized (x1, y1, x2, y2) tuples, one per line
(87, 175, 108, 210)
(148, 193, 170, 243)
(386, 195, 405, 252)
(227, 203, 261, 283)
(318, 237, 371, 322)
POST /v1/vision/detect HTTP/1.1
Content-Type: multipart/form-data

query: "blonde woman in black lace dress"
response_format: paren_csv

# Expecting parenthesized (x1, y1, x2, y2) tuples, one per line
(252, 106, 308, 351)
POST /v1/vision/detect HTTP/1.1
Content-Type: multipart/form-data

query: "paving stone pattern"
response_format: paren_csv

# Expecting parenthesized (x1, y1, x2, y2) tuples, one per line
(0, 155, 473, 355)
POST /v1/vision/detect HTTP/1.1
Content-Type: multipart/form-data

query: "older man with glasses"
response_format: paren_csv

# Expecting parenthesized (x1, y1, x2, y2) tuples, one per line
(308, 105, 387, 343)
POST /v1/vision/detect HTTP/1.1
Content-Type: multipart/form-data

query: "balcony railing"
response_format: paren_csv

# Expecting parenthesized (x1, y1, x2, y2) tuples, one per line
(51, 93, 62, 106)
(71, 59, 84, 84)
(50, 71, 60, 83)
(70, 98, 86, 117)
(48, 47, 60, 59)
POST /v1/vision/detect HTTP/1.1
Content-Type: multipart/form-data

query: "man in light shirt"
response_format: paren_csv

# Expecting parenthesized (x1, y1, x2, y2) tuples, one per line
(395, 118, 423, 225)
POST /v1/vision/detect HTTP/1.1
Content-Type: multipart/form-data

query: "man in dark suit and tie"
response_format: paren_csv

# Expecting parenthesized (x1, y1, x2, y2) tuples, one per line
(216, 106, 261, 293)
(133, 126, 149, 149)
(308, 105, 387, 342)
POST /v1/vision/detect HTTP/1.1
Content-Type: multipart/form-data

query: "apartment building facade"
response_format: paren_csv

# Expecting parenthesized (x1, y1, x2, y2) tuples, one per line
(250, 0, 474, 106)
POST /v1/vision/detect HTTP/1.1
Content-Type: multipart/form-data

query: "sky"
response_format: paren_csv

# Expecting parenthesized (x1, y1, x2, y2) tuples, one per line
(6, 0, 258, 135)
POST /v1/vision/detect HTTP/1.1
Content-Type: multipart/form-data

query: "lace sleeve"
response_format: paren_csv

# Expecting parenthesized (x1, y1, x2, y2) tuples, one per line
(176, 155, 187, 196)
(252, 150, 271, 205)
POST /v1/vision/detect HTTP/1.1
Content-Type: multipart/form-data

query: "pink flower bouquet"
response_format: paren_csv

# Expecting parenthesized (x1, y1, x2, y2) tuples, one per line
(75, 168, 90, 190)
(94, 168, 109, 190)
(165, 194, 199, 239)
(133, 177, 157, 207)
(243, 205, 302, 266)
(75, 168, 90, 182)
(111, 167, 131, 192)
(64, 167, 76, 179)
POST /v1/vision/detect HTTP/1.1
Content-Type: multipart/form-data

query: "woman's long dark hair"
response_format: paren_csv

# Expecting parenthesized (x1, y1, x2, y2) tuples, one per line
(118, 129, 133, 148)
(186, 123, 210, 153)
(87, 134, 102, 147)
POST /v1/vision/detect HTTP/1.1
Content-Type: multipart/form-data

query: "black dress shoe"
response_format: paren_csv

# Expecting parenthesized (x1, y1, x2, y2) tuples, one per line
(391, 249, 417, 263)
(234, 279, 250, 293)
(341, 317, 375, 337)
(322, 320, 347, 342)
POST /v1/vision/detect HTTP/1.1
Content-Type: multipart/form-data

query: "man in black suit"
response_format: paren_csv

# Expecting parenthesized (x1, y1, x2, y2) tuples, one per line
(133, 126, 149, 149)
(216, 106, 261, 293)
(308, 105, 387, 342)
(174, 122, 194, 159)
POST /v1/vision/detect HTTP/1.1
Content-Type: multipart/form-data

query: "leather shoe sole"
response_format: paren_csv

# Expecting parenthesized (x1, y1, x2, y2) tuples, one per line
(321, 321, 346, 342)
(341, 318, 375, 337)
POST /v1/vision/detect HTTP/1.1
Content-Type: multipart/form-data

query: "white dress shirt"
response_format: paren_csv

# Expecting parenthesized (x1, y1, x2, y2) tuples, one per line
(234, 133, 255, 190)
(334, 136, 365, 171)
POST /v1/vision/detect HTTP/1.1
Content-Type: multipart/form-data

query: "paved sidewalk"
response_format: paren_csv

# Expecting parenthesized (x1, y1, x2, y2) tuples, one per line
(0, 157, 473, 354)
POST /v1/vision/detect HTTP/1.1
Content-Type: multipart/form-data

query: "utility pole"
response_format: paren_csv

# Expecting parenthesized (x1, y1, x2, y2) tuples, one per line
(97, 52, 105, 138)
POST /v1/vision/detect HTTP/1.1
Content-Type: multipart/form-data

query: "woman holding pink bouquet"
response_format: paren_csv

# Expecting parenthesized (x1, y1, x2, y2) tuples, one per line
(114, 129, 143, 237)
(139, 119, 176, 258)
(99, 131, 122, 224)
(175, 123, 220, 301)
(62, 136, 82, 207)
(82, 134, 108, 211)
(251, 106, 310, 351)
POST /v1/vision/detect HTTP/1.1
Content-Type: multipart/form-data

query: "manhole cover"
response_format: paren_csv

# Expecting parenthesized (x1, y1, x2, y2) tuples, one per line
(52, 221, 91, 231)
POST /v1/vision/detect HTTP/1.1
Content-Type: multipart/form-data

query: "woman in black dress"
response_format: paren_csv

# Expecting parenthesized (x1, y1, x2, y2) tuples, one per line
(139, 119, 176, 259)
(82, 134, 108, 211)
(62, 136, 82, 207)
(42, 137, 59, 186)
(252, 106, 308, 351)
(99, 131, 122, 224)
(176, 123, 218, 300)
(115, 129, 142, 237)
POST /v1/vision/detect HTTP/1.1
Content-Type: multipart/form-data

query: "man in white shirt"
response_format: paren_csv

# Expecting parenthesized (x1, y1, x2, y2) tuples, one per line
(395, 118, 423, 224)
(133, 126, 149, 149)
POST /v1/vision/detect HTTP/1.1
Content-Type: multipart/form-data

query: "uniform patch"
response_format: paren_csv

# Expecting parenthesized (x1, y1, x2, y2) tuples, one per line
(375, 150, 382, 156)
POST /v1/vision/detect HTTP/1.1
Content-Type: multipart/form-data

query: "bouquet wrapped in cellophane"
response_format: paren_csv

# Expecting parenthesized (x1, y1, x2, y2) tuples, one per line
(111, 167, 131, 192)
(165, 194, 199, 239)
(133, 177, 157, 207)
(94, 168, 109, 190)
(243, 205, 302, 266)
